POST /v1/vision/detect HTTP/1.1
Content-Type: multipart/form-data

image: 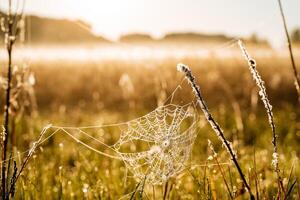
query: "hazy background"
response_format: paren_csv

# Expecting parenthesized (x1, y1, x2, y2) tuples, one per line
(1, 0, 300, 46)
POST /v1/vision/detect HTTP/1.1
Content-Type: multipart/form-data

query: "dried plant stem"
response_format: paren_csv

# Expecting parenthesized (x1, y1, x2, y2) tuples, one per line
(1, 1, 27, 198)
(177, 64, 255, 200)
(277, 0, 300, 102)
(1, 3, 15, 198)
(238, 40, 285, 194)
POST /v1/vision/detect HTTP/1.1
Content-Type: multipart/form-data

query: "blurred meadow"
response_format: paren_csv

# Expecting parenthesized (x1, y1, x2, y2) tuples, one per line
(0, 0, 300, 199)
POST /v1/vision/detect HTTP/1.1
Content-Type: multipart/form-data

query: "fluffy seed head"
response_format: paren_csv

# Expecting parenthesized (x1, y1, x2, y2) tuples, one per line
(177, 63, 190, 73)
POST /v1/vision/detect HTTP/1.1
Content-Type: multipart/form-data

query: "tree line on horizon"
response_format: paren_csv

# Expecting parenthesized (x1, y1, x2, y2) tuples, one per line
(0, 11, 299, 46)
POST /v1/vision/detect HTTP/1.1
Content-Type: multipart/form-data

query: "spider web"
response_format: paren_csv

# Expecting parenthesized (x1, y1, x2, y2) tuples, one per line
(46, 102, 198, 185)
(114, 103, 197, 185)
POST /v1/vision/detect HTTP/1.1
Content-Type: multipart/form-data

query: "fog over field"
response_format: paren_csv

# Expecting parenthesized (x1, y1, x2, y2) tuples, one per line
(0, 1, 300, 199)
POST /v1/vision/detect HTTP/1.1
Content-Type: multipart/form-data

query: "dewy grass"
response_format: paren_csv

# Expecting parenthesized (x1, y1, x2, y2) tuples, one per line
(177, 63, 255, 200)
(238, 40, 285, 194)
(6, 124, 51, 199)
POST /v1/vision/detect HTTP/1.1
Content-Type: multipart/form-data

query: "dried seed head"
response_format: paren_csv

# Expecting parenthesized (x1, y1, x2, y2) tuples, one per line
(238, 40, 280, 173)
(177, 63, 190, 73)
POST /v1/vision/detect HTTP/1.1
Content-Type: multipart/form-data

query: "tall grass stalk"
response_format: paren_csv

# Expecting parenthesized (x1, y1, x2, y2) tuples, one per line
(277, 0, 300, 102)
(238, 40, 284, 195)
(1, 0, 26, 198)
(1, 0, 16, 197)
(177, 63, 255, 200)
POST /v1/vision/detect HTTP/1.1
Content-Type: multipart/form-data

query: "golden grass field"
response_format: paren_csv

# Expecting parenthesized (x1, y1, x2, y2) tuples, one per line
(1, 49, 299, 199)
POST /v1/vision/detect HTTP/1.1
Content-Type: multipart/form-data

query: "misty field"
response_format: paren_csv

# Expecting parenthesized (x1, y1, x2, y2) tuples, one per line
(1, 0, 300, 199)
(0, 53, 299, 199)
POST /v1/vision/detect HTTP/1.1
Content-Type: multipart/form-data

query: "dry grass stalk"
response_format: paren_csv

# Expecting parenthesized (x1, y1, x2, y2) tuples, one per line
(177, 63, 255, 200)
(277, 0, 300, 102)
(6, 124, 51, 199)
(238, 40, 285, 195)
(1, 1, 17, 197)
(1, 0, 28, 198)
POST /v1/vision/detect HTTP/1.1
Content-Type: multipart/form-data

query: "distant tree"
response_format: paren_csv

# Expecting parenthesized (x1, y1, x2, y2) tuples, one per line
(250, 33, 259, 43)
(291, 29, 300, 43)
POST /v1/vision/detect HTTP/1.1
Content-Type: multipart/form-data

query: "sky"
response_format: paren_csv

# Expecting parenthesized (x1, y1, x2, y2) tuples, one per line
(1, 0, 300, 46)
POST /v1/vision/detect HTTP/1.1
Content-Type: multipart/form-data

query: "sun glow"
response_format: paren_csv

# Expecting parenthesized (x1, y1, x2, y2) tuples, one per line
(69, 1, 138, 40)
